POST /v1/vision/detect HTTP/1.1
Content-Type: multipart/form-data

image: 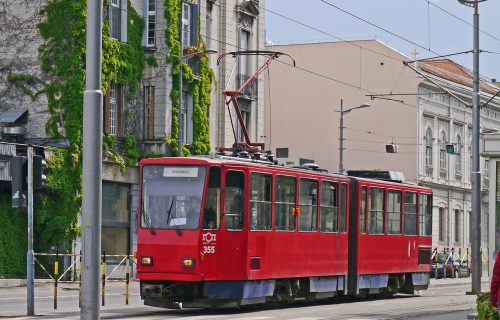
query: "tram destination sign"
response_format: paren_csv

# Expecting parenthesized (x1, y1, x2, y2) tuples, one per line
(163, 167, 198, 177)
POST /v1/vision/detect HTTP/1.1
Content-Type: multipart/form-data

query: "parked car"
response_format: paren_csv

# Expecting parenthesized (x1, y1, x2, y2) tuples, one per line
(430, 253, 470, 279)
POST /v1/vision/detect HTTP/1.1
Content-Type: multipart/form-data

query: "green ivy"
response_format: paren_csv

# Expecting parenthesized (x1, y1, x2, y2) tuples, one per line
(32, 0, 143, 251)
(103, 135, 126, 173)
(125, 134, 140, 166)
(0, 199, 27, 278)
(164, 0, 215, 156)
(477, 293, 499, 320)
(6, 73, 46, 101)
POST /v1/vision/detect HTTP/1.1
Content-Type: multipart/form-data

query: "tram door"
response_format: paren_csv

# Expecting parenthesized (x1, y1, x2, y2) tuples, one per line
(201, 168, 247, 279)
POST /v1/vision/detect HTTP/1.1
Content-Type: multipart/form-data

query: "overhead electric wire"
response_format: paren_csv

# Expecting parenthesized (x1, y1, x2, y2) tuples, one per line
(343, 127, 416, 139)
(318, 0, 443, 56)
(424, 0, 500, 45)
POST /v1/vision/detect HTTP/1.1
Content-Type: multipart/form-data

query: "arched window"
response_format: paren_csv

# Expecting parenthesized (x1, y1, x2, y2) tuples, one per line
(455, 135, 462, 178)
(439, 131, 447, 177)
(425, 128, 433, 167)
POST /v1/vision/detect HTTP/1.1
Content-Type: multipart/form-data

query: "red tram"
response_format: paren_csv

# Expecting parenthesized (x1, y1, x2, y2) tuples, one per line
(136, 155, 432, 309)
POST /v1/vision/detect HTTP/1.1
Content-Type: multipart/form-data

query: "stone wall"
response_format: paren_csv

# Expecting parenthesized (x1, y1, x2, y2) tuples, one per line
(0, 0, 49, 138)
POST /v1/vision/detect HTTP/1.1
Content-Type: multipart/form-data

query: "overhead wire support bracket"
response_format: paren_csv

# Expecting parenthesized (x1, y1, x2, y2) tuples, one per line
(217, 50, 295, 154)
(402, 60, 471, 108)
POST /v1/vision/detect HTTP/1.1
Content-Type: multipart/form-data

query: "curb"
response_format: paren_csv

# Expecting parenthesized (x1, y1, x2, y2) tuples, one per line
(0, 279, 27, 288)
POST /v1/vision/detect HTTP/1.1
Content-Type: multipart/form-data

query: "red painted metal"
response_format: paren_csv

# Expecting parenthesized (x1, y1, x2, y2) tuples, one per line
(136, 157, 432, 301)
(216, 51, 295, 153)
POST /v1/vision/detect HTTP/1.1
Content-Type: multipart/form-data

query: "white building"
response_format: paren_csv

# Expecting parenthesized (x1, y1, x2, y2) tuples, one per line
(265, 40, 500, 269)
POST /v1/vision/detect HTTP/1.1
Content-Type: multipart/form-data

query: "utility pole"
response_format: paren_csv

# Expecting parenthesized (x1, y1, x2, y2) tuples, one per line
(81, 0, 103, 318)
(337, 99, 371, 174)
(178, 1, 184, 157)
(459, 0, 485, 294)
(339, 99, 344, 174)
(27, 145, 34, 316)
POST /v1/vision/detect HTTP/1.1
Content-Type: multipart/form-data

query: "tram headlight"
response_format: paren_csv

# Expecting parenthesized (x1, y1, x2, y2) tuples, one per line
(141, 256, 153, 266)
(182, 258, 195, 268)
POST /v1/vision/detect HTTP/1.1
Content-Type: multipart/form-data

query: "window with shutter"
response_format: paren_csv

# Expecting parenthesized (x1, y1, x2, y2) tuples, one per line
(144, 86, 155, 139)
(105, 83, 123, 136)
(110, 0, 127, 42)
(143, 0, 156, 47)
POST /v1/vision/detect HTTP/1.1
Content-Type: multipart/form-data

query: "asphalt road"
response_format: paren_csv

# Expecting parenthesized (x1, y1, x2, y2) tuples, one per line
(0, 278, 488, 320)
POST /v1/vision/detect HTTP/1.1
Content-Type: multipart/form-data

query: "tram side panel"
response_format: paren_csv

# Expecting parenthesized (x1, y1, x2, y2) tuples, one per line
(348, 178, 431, 295)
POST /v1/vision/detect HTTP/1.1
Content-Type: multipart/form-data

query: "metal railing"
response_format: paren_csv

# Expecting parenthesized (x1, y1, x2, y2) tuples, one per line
(431, 247, 471, 280)
(33, 252, 135, 309)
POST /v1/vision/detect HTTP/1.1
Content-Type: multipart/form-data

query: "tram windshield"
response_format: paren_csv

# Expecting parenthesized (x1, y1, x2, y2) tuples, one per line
(141, 165, 206, 230)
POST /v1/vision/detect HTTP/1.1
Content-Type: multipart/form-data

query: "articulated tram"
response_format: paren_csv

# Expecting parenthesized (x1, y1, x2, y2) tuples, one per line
(136, 155, 432, 309)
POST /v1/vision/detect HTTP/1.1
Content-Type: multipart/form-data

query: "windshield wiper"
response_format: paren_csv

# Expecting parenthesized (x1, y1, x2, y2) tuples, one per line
(165, 199, 182, 236)
(165, 199, 174, 225)
(142, 209, 156, 235)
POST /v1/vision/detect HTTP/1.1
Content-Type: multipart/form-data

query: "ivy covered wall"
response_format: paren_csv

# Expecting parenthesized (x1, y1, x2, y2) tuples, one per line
(164, 0, 215, 156)
(0, 0, 145, 278)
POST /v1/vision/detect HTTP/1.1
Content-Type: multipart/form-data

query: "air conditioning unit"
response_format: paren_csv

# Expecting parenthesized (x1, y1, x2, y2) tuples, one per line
(3, 126, 26, 135)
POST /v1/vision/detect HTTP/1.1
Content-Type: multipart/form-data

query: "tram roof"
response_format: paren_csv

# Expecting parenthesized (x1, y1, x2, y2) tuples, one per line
(140, 155, 432, 191)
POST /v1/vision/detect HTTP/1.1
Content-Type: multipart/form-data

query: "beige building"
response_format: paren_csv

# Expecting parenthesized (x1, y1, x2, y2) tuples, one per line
(265, 40, 500, 259)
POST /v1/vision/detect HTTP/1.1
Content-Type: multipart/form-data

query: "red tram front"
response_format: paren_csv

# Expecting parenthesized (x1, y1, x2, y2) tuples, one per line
(136, 156, 432, 309)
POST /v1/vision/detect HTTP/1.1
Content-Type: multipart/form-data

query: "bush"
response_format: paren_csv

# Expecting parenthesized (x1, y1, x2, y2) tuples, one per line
(477, 292, 499, 320)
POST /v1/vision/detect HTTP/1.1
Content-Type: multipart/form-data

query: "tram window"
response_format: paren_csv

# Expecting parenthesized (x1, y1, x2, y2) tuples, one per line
(387, 190, 402, 234)
(250, 173, 272, 231)
(404, 192, 417, 235)
(320, 181, 338, 232)
(339, 184, 347, 233)
(419, 194, 432, 236)
(299, 179, 318, 232)
(275, 175, 296, 231)
(203, 167, 221, 230)
(224, 171, 244, 230)
(368, 188, 384, 234)
(360, 187, 367, 234)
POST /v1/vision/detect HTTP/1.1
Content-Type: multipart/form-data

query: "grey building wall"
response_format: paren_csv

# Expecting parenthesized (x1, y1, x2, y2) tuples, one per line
(0, 0, 49, 139)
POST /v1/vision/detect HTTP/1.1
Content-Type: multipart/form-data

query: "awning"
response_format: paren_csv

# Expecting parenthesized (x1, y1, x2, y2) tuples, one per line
(0, 108, 28, 123)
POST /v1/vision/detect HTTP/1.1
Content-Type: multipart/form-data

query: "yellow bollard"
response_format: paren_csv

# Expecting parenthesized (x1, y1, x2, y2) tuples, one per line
(79, 250, 82, 308)
(125, 255, 130, 305)
(54, 252, 59, 309)
(443, 248, 447, 280)
(102, 251, 106, 307)
(434, 250, 438, 279)
(451, 248, 455, 279)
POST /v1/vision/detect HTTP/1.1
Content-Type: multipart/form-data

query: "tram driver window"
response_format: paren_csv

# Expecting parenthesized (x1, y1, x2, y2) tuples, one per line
(320, 181, 338, 233)
(203, 167, 221, 230)
(368, 187, 384, 234)
(250, 173, 272, 231)
(404, 192, 417, 235)
(224, 171, 244, 230)
(299, 179, 318, 232)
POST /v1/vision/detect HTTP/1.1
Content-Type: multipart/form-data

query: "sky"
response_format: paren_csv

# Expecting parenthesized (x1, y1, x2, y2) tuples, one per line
(265, 0, 500, 80)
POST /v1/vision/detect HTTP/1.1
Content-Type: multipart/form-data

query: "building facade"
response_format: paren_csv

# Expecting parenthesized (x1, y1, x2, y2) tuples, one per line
(0, 0, 266, 267)
(138, 0, 266, 155)
(265, 40, 500, 269)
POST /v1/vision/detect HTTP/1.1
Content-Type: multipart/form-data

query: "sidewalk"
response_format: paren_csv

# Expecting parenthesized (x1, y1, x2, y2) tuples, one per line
(1, 276, 489, 288)
(429, 276, 490, 289)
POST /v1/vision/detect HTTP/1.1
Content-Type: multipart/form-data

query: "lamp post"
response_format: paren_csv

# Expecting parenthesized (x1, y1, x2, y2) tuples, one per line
(336, 99, 371, 174)
(177, 2, 216, 156)
(458, 0, 486, 294)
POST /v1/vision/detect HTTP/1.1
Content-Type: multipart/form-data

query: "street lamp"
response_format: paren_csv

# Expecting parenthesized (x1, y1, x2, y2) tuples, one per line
(458, 0, 486, 295)
(336, 99, 371, 174)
